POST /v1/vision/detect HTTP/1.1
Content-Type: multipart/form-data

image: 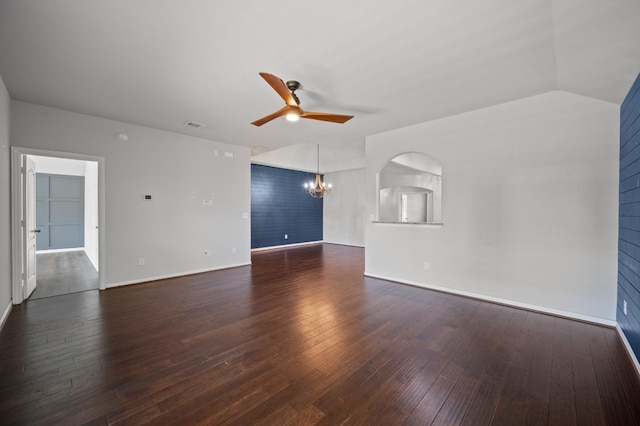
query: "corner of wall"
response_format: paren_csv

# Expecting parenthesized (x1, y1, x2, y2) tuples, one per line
(0, 73, 13, 320)
(617, 71, 640, 367)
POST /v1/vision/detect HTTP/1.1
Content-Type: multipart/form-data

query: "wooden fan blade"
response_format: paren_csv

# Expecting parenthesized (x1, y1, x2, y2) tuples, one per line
(251, 106, 291, 126)
(300, 111, 354, 124)
(259, 72, 298, 107)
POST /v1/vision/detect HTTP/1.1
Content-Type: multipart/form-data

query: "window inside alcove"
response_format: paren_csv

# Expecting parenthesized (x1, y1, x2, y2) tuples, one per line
(377, 152, 442, 224)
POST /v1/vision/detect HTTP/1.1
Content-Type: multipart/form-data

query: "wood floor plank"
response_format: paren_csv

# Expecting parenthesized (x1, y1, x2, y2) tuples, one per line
(0, 244, 638, 424)
(571, 321, 607, 425)
(589, 326, 640, 424)
(548, 356, 577, 425)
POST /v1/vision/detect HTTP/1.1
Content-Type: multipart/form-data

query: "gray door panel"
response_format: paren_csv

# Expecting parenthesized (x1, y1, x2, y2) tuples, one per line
(36, 174, 85, 250)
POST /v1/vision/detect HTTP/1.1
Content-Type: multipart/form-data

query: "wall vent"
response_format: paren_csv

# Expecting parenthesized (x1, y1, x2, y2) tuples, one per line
(184, 121, 206, 128)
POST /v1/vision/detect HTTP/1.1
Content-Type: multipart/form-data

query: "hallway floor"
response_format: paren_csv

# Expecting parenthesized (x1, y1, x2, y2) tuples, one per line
(29, 250, 99, 300)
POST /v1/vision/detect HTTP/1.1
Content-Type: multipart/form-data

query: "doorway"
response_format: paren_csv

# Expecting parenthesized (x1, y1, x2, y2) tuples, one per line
(11, 147, 106, 304)
(400, 191, 433, 223)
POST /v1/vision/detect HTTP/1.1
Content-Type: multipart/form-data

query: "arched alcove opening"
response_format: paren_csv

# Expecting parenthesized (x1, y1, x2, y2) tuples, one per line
(377, 152, 442, 224)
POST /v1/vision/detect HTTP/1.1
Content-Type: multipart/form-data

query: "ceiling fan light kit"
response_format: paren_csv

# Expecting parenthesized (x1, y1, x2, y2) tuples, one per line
(251, 72, 353, 126)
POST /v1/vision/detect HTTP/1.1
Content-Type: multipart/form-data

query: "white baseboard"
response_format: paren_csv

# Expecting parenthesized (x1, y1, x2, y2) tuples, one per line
(322, 241, 365, 248)
(251, 241, 322, 252)
(252, 241, 364, 252)
(0, 301, 12, 332)
(616, 325, 640, 378)
(364, 272, 617, 327)
(107, 262, 252, 289)
(36, 247, 83, 254)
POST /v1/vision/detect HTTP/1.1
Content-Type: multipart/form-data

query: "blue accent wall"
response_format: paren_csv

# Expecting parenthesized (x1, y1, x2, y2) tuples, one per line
(619, 72, 640, 361)
(251, 164, 323, 249)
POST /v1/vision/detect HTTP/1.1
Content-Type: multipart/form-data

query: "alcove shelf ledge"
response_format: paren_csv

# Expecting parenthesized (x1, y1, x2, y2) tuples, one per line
(372, 221, 444, 228)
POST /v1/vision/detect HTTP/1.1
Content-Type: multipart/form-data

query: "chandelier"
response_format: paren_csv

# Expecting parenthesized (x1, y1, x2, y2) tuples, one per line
(304, 144, 332, 198)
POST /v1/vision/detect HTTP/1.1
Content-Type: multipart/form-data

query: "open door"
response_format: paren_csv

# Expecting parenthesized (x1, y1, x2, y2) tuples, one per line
(23, 156, 38, 299)
(12, 147, 106, 303)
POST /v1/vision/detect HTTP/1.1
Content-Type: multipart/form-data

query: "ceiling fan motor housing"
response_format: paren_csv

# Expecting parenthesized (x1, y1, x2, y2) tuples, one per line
(286, 80, 300, 92)
(286, 80, 301, 104)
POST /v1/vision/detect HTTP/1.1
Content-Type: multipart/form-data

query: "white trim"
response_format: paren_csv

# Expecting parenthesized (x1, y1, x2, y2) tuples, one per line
(10, 148, 24, 304)
(0, 301, 12, 331)
(364, 272, 617, 327)
(616, 325, 640, 378)
(251, 241, 322, 252)
(36, 247, 83, 254)
(106, 262, 252, 288)
(322, 241, 365, 248)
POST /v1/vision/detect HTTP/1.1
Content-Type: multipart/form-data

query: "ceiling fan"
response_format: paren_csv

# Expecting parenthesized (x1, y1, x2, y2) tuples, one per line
(251, 72, 354, 126)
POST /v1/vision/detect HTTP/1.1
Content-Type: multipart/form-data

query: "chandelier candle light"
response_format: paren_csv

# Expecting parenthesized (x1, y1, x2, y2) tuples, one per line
(304, 144, 332, 198)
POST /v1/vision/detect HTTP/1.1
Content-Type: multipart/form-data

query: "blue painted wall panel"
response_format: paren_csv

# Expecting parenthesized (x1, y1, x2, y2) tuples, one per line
(621, 82, 640, 125)
(251, 164, 323, 249)
(621, 114, 640, 141)
(619, 72, 640, 361)
(620, 134, 640, 170)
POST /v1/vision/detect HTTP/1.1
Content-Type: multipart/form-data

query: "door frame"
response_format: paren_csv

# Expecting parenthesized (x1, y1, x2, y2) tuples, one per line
(11, 147, 106, 304)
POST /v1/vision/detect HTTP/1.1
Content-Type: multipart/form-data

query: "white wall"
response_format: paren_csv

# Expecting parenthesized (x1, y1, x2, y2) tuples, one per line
(0, 75, 11, 325)
(323, 168, 365, 247)
(11, 101, 251, 287)
(252, 141, 365, 173)
(365, 91, 619, 322)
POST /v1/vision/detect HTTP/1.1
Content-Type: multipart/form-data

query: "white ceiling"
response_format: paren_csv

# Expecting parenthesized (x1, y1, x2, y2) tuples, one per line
(1, 0, 639, 171)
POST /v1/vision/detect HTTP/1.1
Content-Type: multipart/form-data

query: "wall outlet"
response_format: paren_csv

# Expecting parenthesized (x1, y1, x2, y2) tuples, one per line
(424, 262, 430, 270)
(623, 299, 628, 316)
(203, 249, 211, 256)
(231, 247, 236, 254)
(284, 234, 288, 239)
(138, 257, 145, 266)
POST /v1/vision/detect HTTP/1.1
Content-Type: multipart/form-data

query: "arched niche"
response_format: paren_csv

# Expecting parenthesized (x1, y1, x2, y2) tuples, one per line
(377, 152, 442, 224)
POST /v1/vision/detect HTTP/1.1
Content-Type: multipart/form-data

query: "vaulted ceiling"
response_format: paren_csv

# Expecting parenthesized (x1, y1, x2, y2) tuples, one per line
(1, 0, 639, 170)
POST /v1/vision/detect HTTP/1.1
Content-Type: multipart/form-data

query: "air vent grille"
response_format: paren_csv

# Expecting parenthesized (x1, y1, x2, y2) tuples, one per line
(184, 121, 206, 128)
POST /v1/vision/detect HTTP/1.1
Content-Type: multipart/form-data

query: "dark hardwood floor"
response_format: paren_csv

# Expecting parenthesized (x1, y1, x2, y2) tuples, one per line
(1, 244, 639, 425)
(30, 250, 99, 300)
